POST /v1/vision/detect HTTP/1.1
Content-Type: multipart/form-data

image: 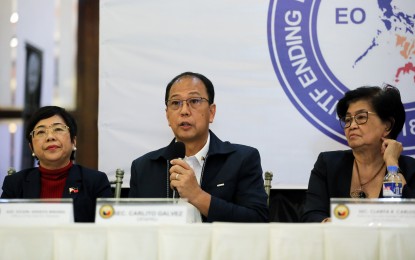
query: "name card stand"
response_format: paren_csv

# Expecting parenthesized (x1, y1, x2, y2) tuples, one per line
(0, 198, 74, 225)
(95, 198, 191, 224)
(331, 198, 415, 225)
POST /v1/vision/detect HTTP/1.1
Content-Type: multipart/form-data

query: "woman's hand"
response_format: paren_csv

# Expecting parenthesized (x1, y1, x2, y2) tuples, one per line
(381, 138, 402, 166)
(381, 138, 407, 185)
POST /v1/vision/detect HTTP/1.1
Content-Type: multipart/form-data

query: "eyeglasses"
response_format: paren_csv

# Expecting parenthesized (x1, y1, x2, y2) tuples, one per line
(30, 123, 70, 139)
(339, 111, 376, 129)
(166, 97, 209, 110)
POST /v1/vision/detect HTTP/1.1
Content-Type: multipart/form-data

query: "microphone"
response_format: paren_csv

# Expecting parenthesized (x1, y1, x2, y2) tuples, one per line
(168, 141, 186, 161)
(167, 142, 185, 198)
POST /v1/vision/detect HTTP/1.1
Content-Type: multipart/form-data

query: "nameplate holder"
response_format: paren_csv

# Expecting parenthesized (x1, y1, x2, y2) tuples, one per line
(95, 198, 190, 224)
(0, 198, 74, 225)
(331, 198, 415, 225)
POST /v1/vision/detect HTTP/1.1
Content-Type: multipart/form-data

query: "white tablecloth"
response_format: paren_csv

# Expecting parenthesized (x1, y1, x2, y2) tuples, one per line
(0, 223, 414, 260)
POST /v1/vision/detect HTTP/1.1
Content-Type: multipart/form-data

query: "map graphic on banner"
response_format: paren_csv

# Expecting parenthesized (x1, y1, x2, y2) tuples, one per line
(268, 0, 415, 154)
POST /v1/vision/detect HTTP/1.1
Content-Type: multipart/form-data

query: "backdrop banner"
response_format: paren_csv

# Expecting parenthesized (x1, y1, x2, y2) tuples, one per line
(99, 0, 415, 188)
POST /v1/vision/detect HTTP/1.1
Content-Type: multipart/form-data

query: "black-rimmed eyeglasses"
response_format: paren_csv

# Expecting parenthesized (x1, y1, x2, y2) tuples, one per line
(166, 97, 209, 110)
(339, 111, 376, 129)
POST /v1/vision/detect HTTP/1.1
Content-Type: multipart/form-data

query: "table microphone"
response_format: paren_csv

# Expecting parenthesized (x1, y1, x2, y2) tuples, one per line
(167, 142, 185, 198)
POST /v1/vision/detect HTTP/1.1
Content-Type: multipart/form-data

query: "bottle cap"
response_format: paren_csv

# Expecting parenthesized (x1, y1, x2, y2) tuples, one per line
(387, 165, 399, 172)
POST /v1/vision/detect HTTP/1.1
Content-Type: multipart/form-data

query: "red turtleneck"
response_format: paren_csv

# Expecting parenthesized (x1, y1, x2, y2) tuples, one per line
(39, 161, 72, 198)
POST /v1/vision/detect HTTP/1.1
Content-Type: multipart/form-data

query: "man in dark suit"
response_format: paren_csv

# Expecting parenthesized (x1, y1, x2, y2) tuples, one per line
(129, 72, 268, 222)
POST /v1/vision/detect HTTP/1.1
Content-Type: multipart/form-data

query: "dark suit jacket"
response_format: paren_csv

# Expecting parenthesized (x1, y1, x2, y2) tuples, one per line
(129, 131, 269, 223)
(301, 150, 415, 222)
(1, 164, 113, 222)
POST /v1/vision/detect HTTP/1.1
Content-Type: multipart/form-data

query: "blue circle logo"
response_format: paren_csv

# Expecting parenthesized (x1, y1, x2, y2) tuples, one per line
(268, 0, 415, 155)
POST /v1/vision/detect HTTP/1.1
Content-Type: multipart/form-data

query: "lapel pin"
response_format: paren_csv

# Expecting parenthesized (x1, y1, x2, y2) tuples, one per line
(69, 187, 79, 194)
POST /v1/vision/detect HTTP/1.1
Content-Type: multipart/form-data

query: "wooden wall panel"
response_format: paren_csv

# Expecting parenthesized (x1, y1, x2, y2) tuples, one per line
(75, 0, 99, 169)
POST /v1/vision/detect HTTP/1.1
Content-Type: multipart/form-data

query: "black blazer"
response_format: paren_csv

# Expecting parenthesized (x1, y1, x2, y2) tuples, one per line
(1, 164, 113, 222)
(301, 150, 415, 222)
(129, 131, 269, 223)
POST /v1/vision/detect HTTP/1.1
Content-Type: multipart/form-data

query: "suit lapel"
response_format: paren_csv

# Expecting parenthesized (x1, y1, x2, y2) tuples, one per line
(22, 169, 41, 198)
(337, 152, 355, 197)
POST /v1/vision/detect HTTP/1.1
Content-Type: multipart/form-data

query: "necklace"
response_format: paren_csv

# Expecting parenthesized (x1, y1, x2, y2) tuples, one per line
(350, 160, 385, 198)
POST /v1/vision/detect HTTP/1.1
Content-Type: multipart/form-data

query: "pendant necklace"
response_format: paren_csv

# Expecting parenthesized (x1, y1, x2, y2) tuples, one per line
(350, 160, 385, 198)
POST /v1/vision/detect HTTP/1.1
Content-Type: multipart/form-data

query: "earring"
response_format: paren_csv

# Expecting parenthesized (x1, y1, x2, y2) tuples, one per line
(32, 152, 36, 157)
(73, 147, 77, 151)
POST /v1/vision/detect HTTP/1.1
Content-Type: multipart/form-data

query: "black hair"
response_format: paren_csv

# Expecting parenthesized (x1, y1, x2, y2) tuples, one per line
(336, 84, 405, 139)
(165, 72, 215, 105)
(26, 106, 77, 160)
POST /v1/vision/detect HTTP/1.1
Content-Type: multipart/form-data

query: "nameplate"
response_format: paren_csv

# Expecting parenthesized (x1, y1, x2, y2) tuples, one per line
(0, 199, 74, 225)
(331, 198, 415, 225)
(95, 198, 189, 224)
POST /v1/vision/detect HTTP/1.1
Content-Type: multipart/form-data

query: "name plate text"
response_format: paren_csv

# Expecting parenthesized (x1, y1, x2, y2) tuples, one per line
(96, 198, 189, 224)
(0, 199, 74, 225)
(331, 198, 415, 225)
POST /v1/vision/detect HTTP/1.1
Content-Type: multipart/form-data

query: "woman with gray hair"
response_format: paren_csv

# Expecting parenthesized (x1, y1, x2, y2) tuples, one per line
(302, 85, 415, 222)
